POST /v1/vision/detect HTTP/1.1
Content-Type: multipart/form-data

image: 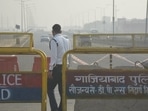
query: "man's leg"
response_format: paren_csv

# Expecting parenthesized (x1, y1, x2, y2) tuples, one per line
(47, 78, 58, 111)
(58, 81, 62, 111)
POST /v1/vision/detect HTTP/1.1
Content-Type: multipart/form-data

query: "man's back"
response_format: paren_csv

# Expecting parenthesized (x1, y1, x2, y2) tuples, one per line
(54, 34, 69, 53)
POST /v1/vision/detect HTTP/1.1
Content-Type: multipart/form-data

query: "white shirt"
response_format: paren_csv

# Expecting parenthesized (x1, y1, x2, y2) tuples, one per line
(49, 34, 70, 70)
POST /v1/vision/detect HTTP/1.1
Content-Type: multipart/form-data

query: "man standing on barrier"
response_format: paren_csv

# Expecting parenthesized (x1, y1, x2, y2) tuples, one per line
(48, 24, 70, 111)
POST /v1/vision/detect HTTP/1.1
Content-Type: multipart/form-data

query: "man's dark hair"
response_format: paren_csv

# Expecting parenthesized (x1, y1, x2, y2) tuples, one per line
(52, 24, 61, 33)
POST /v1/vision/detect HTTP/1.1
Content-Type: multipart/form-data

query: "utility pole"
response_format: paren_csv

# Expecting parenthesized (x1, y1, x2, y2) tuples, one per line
(1, 14, 3, 30)
(21, 0, 24, 32)
(145, 0, 148, 35)
(113, 0, 115, 35)
(145, 0, 148, 41)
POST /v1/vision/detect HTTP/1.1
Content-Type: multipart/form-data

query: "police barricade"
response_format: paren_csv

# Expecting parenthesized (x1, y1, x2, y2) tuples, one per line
(62, 33, 148, 111)
(0, 32, 47, 111)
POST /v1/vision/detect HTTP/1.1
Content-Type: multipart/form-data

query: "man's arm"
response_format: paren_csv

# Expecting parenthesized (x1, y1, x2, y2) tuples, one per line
(49, 39, 58, 70)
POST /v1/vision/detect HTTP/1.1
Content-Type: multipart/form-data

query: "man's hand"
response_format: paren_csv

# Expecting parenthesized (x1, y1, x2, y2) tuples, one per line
(48, 71, 53, 79)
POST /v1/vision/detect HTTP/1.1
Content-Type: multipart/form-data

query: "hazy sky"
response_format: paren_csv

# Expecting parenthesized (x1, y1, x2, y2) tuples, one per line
(0, 0, 147, 30)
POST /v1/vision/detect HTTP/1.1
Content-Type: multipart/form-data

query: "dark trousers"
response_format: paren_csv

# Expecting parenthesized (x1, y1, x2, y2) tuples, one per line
(47, 65, 62, 111)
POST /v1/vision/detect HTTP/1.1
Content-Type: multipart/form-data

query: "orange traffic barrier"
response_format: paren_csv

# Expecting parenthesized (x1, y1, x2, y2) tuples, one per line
(32, 56, 50, 72)
(0, 56, 19, 72)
